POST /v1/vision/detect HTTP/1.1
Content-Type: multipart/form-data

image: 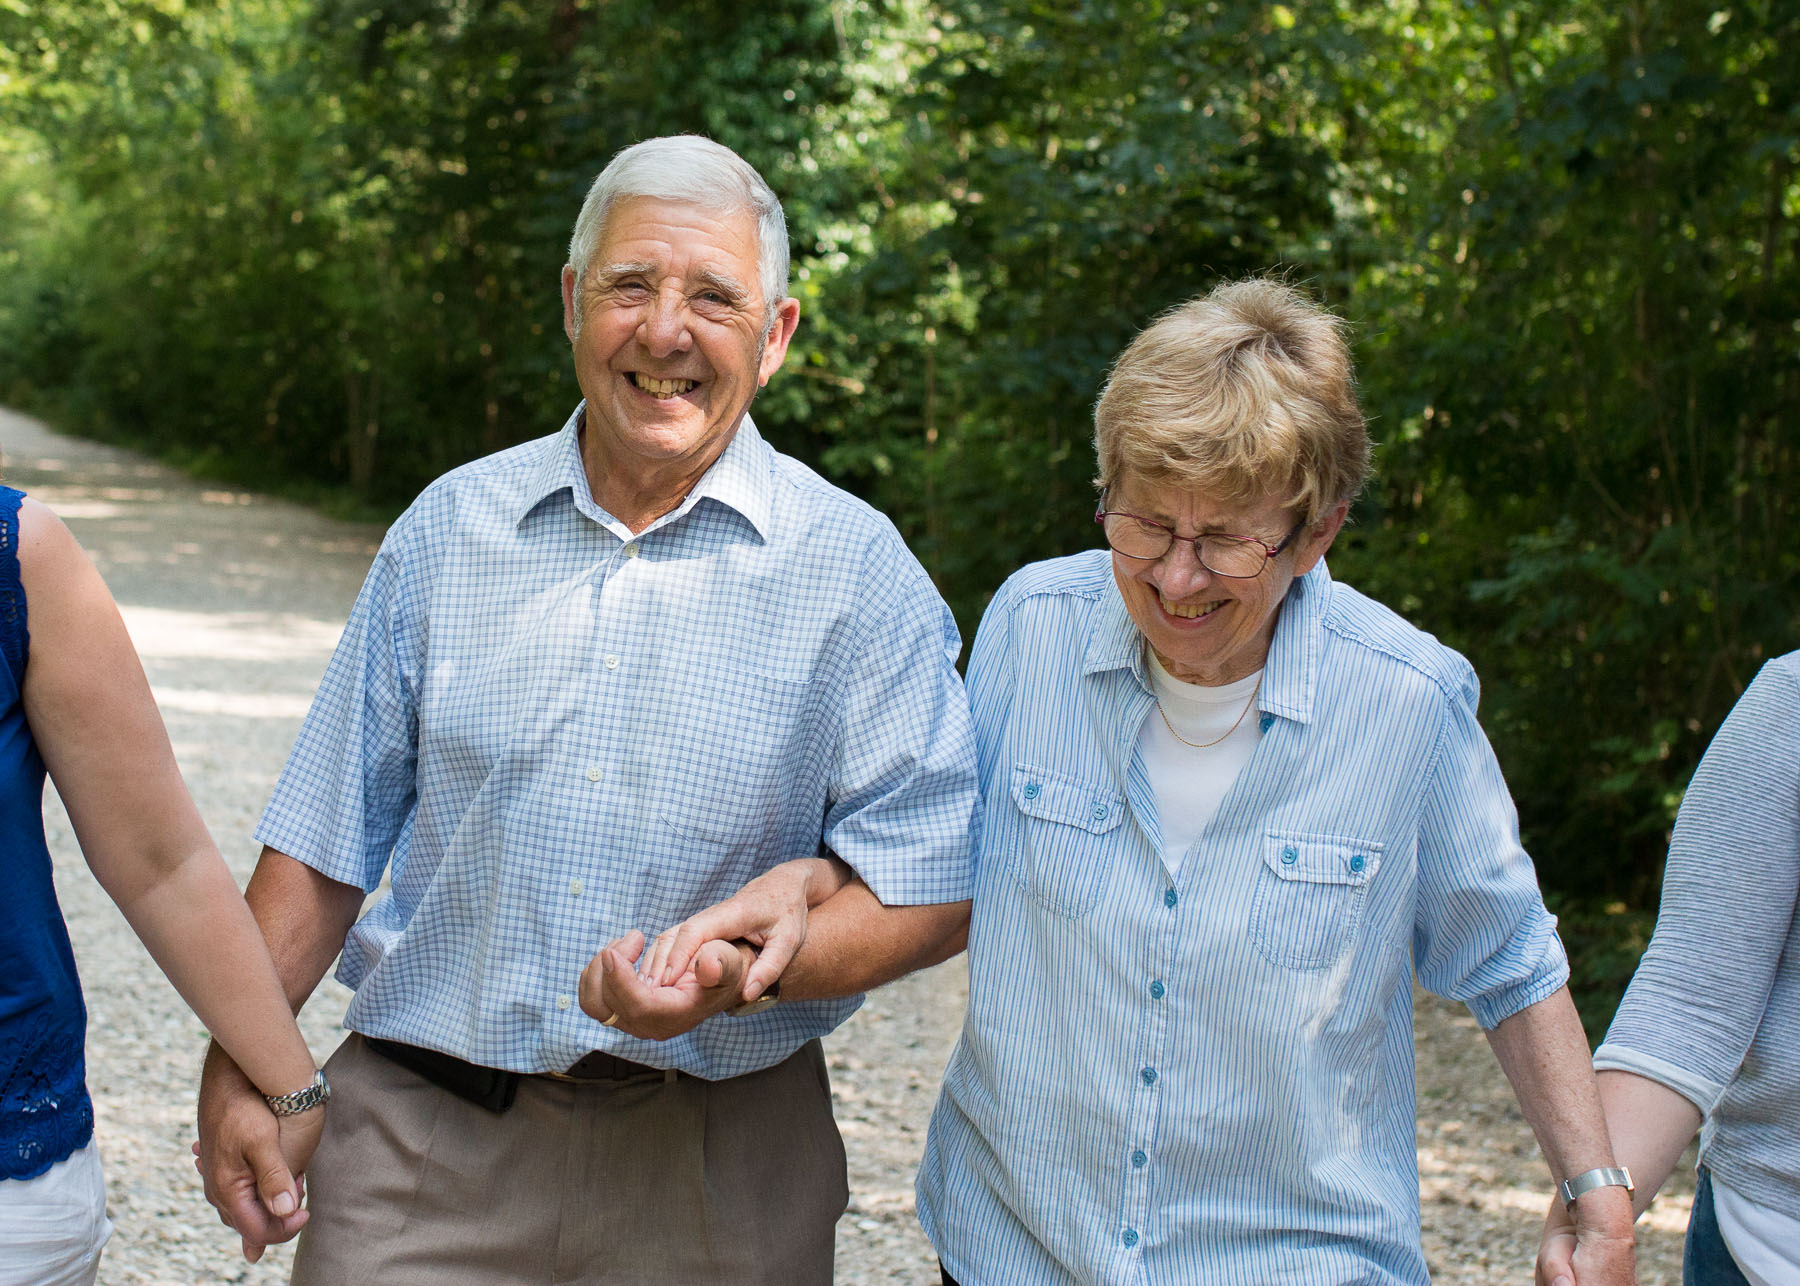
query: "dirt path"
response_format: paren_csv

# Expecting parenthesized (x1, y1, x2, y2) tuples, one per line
(3, 407, 1689, 1283)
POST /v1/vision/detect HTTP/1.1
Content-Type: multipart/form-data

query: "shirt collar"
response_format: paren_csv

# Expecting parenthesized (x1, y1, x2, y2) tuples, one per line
(511, 403, 775, 541)
(1081, 558, 1334, 725)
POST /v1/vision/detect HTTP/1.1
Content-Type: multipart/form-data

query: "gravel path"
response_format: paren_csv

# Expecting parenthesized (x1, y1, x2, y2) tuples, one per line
(4, 407, 1691, 1284)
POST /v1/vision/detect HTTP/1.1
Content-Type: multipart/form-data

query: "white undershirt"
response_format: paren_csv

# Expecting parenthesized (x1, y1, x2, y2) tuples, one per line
(1138, 652, 1264, 877)
(1713, 1174, 1800, 1286)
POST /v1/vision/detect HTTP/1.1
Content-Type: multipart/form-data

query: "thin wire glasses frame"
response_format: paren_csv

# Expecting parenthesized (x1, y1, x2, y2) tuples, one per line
(1094, 498, 1307, 579)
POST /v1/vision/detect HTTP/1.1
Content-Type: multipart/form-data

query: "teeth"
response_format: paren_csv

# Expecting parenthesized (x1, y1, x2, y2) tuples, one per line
(632, 374, 697, 397)
(1163, 598, 1223, 619)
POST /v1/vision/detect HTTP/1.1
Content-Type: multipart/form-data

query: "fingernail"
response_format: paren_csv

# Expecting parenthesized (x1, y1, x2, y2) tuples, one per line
(273, 1191, 296, 1216)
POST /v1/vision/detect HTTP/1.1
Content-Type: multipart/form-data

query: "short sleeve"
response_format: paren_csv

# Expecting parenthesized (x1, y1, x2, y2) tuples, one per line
(819, 558, 979, 906)
(1413, 663, 1569, 1028)
(255, 534, 422, 892)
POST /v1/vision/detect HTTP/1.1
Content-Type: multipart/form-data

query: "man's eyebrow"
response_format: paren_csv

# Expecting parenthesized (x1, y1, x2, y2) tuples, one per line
(692, 267, 751, 302)
(593, 260, 657, 283)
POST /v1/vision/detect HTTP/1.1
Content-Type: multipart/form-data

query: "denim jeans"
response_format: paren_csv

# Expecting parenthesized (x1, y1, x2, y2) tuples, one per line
(1685, 1167, 1753, 1286)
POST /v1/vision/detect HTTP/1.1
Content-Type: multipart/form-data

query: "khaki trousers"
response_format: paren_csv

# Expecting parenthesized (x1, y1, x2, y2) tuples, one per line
(290, 1034, 847, 1286)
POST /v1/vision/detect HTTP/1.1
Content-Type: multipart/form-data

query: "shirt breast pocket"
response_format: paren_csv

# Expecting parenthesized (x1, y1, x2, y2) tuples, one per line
(1249, 832, 1382, 970)
(1003, 764, 1125, 918)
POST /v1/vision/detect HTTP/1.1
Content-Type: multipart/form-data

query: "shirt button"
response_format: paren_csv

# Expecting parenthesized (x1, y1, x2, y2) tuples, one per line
(1281, 845, 1299, 865)
(1149, 980, 1165, 1000)
(586, 765, 602, 782)
(1140, 1066, 1157, 1086)
(1350, 854, 1367, 873)
(1091, 802, 1109, 821)
(1131, 1150, 1147, 1168)
(555, 995, 571, 1010)
(1164, 889, 1177, 909)
(1122, 1228, 1139, 1248)
(569, 878, 585, 897)
(1259, 713, 1274, 733)
(1023, 781, 1041, 799)
(623, 544, 639, 559)
(603, 654, 620, 670)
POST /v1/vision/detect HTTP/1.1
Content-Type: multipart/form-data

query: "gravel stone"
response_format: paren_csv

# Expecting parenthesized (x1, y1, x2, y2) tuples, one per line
(1, 407, 1690, 1283)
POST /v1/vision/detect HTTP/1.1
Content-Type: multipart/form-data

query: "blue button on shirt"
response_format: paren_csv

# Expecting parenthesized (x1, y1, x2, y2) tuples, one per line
(917, 549, 1566, 1285)
(257, 408, 979, 1078)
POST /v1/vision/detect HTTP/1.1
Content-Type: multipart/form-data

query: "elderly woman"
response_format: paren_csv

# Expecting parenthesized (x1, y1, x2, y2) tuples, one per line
(911, 279, 1635, 1284)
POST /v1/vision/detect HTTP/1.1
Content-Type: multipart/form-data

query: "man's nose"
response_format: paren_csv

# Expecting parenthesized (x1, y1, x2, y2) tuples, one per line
(638, 288, 693, 356)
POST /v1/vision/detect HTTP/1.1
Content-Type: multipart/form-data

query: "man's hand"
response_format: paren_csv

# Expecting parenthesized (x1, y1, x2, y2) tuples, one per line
(640, 856, 851, 1004)
(195, 1042, 312, 1262)
(579, 929, 755, 1041)
(1537, 1189, 1637, 1286)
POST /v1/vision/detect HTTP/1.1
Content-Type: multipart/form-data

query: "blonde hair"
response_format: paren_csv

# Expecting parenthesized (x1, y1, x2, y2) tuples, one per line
(1093, 277, 1370, 524)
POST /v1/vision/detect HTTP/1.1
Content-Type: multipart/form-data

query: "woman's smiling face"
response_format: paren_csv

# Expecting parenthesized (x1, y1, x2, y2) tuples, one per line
(1107, 477, 1345, 687)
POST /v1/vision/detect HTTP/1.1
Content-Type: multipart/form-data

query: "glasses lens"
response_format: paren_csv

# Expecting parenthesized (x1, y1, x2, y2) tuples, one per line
(1102, 514, 1172, 559)
(1199, 535, 1267, 578)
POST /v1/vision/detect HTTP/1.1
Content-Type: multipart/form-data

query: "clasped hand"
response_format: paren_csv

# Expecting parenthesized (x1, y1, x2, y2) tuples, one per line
(193, 1044, 323, 1263)
(578, 856, 849, 1040)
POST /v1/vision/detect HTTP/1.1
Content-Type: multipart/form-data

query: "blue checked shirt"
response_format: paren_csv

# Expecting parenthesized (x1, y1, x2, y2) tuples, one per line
(917, 550, 1567, 1286)
(257, 407, 978, 1079)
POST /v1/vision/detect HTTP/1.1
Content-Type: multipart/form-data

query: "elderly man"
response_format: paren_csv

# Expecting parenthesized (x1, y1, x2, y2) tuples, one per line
(194, 135, 978, 1286)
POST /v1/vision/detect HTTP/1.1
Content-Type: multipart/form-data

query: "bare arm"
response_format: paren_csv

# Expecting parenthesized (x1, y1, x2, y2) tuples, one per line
(19, 501, 328, 1246)
(196, 846, 365, 1259)
(777, 880, 968, 1000)
(1483, 986, 1636, 1285)
(20, 500, 321, 1100)
(1594, 1069, 1702, 1218)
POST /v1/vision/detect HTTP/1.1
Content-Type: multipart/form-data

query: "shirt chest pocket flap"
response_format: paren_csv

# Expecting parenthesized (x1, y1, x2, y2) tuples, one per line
(1005, 764, 1126, 917)
(1250, 832, 1383, 970)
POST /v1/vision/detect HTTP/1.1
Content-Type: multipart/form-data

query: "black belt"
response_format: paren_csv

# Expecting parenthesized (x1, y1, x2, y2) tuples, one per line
(364, 1036, 677, 1115)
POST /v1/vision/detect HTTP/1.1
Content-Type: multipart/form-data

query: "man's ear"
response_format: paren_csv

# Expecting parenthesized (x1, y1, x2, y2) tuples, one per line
(561, 265, 580, 342)
(756, 298, 802, 386)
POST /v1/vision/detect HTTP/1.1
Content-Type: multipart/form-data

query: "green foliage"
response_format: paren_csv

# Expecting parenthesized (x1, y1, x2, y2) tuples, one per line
(2, 0, 1795, 1034)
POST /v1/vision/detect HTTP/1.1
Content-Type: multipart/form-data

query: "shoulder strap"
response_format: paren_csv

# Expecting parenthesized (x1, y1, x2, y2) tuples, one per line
(0, 486, 27, 680)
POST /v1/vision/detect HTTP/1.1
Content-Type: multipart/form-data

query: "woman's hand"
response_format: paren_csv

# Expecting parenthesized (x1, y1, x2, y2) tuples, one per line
(1537, 1188, 1636, 1286)
(643, 856, 853, 1004)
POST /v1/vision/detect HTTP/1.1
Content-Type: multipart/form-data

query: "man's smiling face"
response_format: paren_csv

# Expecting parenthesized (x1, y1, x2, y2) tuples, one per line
(561, 195, 797, 505)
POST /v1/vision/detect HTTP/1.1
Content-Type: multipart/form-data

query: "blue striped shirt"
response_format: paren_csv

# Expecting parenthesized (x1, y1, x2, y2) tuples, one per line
(257, 407, 979, 1079)
(917, 550, 1566, 1285)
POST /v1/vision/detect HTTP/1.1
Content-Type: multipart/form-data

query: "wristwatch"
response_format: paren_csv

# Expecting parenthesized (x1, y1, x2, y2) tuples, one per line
(1559, 1165, 1633, 1208)
(727, 976, 781, 1018)
(263, 1069, 331, 1117)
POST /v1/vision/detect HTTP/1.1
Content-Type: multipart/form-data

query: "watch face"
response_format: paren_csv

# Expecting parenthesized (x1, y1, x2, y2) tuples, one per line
(731, 993, 778, 1017)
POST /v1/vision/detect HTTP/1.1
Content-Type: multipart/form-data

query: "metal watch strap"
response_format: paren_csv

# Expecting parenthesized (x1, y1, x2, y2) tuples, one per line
(1560, 1165, 1633, 1207)
(263, 1069, 331, 1117)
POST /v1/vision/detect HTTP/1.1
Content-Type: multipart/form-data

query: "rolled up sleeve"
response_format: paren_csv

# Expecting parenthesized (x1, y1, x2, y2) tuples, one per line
(1413, 663, 1569, 1029)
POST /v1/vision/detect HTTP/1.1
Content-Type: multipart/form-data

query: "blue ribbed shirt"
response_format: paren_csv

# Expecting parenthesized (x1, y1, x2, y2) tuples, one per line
(0, 486, 95, 1181)
(257, 408, 979, 1079)
(1596, 651, 1800, 1222)
(917, 550, 1567, 1285)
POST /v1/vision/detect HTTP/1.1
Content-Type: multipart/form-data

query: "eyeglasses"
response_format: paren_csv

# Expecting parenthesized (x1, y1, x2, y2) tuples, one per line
(1095, 500, 1306, 579)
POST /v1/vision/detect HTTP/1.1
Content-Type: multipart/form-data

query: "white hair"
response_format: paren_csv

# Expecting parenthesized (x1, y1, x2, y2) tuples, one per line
(566, 135, 789, 333)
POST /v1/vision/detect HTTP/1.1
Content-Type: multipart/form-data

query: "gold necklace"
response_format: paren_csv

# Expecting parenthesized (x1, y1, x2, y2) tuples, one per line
(1154, 673, 1263, 750)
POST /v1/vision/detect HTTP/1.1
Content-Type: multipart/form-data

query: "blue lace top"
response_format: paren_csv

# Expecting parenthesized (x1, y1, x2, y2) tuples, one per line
(0, 485, 93, 1181)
